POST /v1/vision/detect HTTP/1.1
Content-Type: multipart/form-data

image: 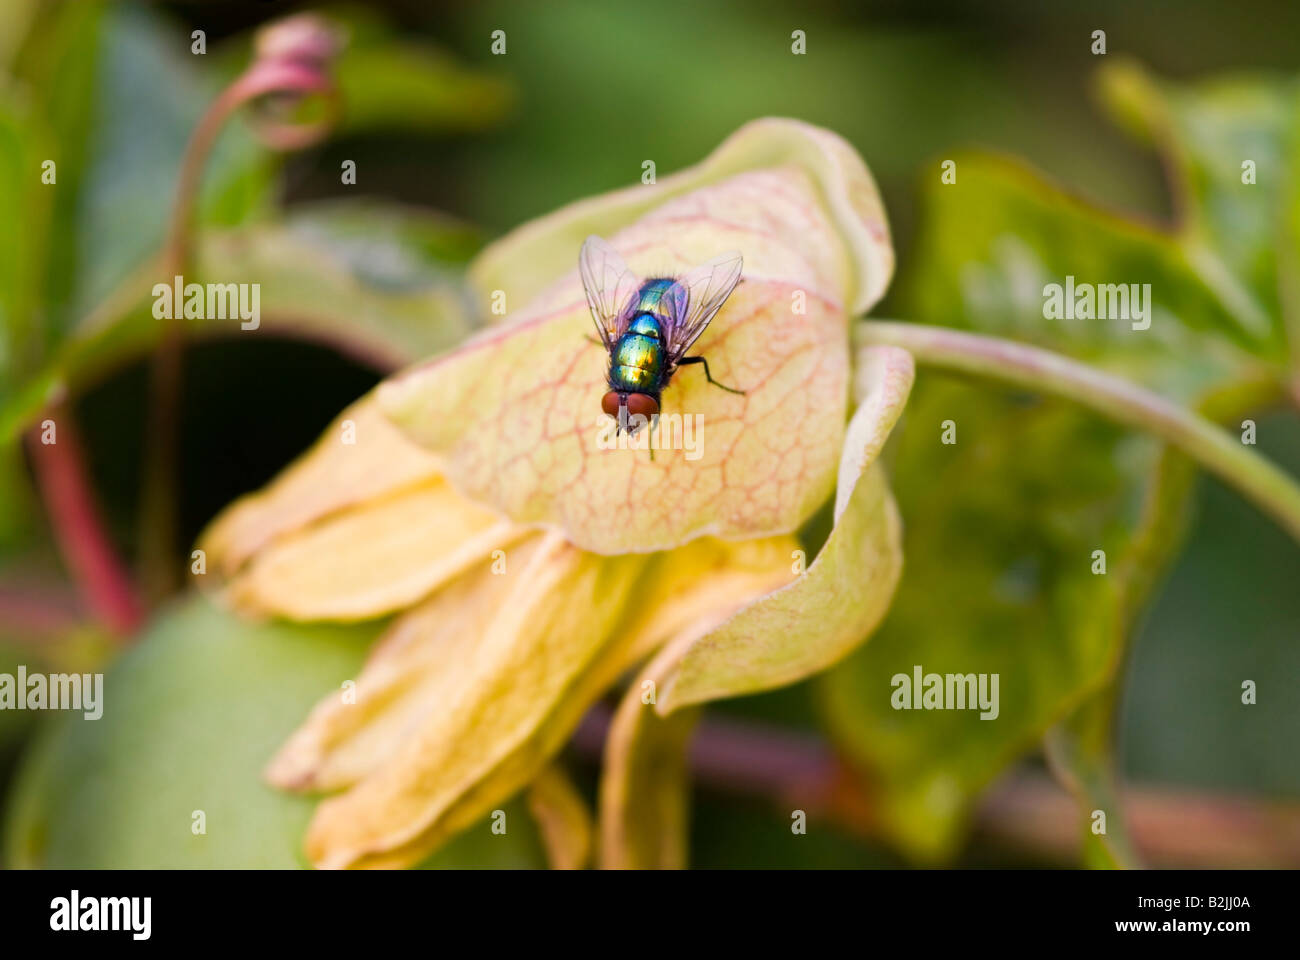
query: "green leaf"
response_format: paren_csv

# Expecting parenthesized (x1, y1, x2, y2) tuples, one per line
(820, 67, 1298, 861)
(334, 37, 514, 136)
(1097, 60, 1300, 350)
(7, 2, 270, 352)
(0, 1, 271, 438)
(1, 200, 483, 444)
(901, 153, 1276, 387)
(3, 594, 546, 868)
(820, 376, 1181, 859)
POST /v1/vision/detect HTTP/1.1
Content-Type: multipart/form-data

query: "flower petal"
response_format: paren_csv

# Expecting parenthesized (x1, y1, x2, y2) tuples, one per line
(300, 532, 648, 868)
(469, 118, 893, 318)
(284, 532, 794, 867)
(656, 345, 915, 712)
(199, 393, 442, 577)
(379, 121, 893, 554)
(598, 538, 798, 868)
(225, 477, 525, 621)
(599, 658, 700, 870)
(264, 538, 546, 791)
(526, 765, 593, 871)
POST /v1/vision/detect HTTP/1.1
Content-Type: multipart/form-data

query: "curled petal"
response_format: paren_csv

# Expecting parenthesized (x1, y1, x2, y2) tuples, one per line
(599, 659, 700, 870)
(469, 118, 893, 318)
(656, 345, 915, 712)
(598, 537, 798, 869)
(526, 765, 594, 871)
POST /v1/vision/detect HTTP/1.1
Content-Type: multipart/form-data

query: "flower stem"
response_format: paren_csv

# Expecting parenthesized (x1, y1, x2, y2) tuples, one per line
(29, 404, 143, 637)
(858, 321, 1300, 545)
(136, 41, 341, 606)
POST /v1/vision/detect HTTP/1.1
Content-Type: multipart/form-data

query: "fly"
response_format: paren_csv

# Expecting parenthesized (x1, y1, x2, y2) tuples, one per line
(579, 234, 744, 448)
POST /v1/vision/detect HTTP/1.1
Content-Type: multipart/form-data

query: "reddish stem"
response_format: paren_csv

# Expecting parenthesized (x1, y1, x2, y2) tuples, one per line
(28, 404, 143, 637)
(574, 703, 1300, 868)
(137, 58, 339, 605)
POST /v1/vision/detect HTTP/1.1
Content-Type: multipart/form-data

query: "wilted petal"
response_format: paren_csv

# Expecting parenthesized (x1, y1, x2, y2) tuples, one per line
(225, 477, 525, 621)
(379, 120, 893, 554)
(599, 658, 699, 870)
(301, 532, 648, 868)
(200, 394, 442, 577)
(656, 345, 915, 712)
(288, 532, 793, 868)
(598, 538, 798, 869)
(526, 765, 594, 871)
(265, 537, 545, 791)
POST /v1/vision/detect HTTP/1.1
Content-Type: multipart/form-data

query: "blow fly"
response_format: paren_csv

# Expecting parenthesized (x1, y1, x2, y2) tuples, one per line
(580, 235, 744, 435)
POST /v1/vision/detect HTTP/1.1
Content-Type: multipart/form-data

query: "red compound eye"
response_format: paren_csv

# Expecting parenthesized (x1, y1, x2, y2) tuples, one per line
(601, 391, 622, 417)
(626, 393, 660, 419)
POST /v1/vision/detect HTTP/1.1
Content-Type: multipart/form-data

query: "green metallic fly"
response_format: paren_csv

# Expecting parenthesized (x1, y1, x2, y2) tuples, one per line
(580, 235, 745, 435)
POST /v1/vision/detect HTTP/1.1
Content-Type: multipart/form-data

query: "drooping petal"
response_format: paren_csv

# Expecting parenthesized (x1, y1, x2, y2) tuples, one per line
(598, 537, 799, 869)
(599, 653, 700, 870)
(199, 393, 442, 577)
(301, 532, 648, 868)
(225, 477, 526, 621)
(656, 345, 915, 713)
(379, 120, 893, 554)
(284, 532, 795, 868)
(526, 764, 594, 871)
(265, 537, 545, 791)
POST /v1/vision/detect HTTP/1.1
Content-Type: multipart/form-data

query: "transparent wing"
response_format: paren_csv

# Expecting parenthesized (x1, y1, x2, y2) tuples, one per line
(579, 235, 641, 349)
(662, 251, 744, 362)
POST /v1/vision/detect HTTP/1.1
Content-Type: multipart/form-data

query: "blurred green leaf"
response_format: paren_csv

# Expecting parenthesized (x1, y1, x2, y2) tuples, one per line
(3, 594, 546, 868)
(0, 0, 274, 534)
(1098, 60, 1300, 351)
(1, 200, 483, 444)
(334, 38, 513, 136)
(5, 1, 271, 356)
(900, 154, 1276, 387)
(821, 379, 1183, 859)
(1, 1, 506, 447)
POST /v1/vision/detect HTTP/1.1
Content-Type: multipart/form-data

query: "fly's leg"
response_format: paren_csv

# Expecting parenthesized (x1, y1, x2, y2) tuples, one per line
(679, 355, 744, 395)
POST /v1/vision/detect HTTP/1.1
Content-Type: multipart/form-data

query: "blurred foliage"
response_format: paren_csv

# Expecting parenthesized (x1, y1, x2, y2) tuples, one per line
(820, 61, 1299, 859)
(0, 1, 512, 448)
(4, 596, 547, 868)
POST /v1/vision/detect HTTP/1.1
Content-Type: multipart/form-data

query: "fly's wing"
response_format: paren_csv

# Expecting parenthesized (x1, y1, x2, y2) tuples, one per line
(662, 251, 744, 363)
(579, 235, 641, 349)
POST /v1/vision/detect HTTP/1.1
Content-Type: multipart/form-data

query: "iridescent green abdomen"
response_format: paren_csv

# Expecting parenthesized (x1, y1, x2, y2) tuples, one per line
(611, 311, 665, 393)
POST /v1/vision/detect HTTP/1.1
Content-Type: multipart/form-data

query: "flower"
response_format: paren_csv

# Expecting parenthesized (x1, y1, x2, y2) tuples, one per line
(200, 118, 915, 869)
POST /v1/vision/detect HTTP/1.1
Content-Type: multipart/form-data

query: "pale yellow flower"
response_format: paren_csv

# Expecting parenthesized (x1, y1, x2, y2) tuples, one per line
(200, 118, 914, 869)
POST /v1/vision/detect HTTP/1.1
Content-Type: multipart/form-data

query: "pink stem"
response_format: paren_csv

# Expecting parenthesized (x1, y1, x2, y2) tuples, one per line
(28, 404, 143, 637)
